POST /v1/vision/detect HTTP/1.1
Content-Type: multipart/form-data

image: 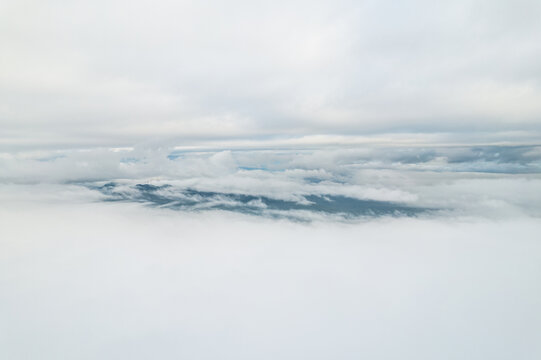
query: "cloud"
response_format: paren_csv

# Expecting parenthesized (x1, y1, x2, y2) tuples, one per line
(1, 194, 540, 359)
(1, 145, 540, 219)
(1, 0, 541, 149)
(2, 1, 540, 355)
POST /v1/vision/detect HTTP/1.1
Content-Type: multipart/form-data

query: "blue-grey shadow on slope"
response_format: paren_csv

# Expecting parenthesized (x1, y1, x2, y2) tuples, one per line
(90, 182, 431, 220)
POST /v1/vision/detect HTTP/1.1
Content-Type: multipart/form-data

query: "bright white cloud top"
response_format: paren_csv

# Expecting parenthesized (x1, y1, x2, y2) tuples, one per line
(1, 0, 541, 359)
(1, 192, 541, 359)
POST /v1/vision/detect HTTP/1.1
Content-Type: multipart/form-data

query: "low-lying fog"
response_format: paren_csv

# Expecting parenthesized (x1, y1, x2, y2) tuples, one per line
(1, 186, 540, 360)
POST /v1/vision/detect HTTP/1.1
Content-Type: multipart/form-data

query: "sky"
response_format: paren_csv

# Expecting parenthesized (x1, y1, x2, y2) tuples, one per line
(1, 1, 541, 359)
(2, 0, 541, 150)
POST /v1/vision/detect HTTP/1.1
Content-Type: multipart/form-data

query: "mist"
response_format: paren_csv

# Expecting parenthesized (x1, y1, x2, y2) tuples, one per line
(1, 192, 540, 360)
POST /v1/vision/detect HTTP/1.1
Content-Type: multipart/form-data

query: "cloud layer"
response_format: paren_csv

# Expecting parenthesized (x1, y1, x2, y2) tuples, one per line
(2, 0, 541, 149)
(2, 144, 540, 219)
(2, 2, 540, 357)
(1, 196, 540, 359)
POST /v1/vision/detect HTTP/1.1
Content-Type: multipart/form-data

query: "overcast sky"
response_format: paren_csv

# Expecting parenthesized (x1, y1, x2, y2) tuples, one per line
(1, 0, 541, 150)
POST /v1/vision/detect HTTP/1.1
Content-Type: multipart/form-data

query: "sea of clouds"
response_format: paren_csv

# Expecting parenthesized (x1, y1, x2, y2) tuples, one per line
(1, 144, 540, 219)
(1, 144, 541, 359)
(1, 191, 540, 359)
(3, 0, 541, 357)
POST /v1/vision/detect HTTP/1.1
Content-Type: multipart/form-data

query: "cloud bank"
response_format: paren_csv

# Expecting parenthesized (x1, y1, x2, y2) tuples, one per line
(1, 145, 540, 219)
(1, 196, 540, 359)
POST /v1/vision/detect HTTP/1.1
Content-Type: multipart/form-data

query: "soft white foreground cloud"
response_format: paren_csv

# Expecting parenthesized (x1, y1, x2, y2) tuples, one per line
(1, 0, 541, 149)
(1, 191, 540, 359)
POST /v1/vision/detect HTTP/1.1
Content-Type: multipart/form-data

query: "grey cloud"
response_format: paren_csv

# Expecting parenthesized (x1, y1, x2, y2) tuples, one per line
(1, 0, 541, 149)
(2, 145, 540, 219)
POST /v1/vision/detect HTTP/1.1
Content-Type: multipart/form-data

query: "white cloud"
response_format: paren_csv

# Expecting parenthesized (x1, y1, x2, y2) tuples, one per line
(1, 193, 540, 359)
(1, 0, 541, 149)
(1, 145, 540, 219)
(2, 1, 540, 354)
